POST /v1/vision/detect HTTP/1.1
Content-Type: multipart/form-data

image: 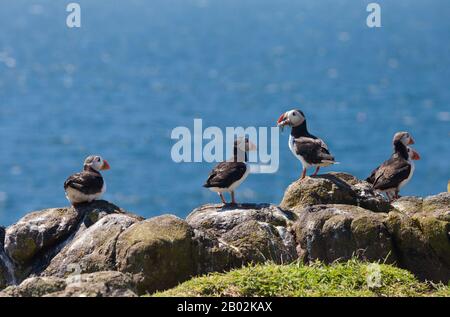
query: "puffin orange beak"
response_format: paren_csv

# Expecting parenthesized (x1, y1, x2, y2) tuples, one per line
(408, 137, 415, 145)
(101, 160, 111, 170)
(277, 113, 288, 126)
(411, 150, 420, 160)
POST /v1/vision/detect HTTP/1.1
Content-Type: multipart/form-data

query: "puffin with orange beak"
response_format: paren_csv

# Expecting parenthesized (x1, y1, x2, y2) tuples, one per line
(366, 132, 420, 201)
(64, 155, 110, 206)
(277, 109, 337, 179)
(203, 137, 256, 205)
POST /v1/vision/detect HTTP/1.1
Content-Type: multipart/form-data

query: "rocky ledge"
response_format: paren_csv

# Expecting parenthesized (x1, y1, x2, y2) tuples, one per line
(0, 172, 449, 296)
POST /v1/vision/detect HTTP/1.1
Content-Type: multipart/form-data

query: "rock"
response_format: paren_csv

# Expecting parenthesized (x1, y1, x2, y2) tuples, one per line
(0, 226, 4, 249)
(391, 196, 423, 215)
(423, 193, 450, 213)
(3, 200, 142, 282)
(115, 215, 195, 295)
(0, 251, 15, 291)
(385, 211, 450, 282)
(292, 204, 396, 264)
(1, 226, 7, 290)
(187, 203, 296, 236)
(1, 225, 16, 290)
(389, 193, 450, 281)
(4, 207, 82, 266)
(0, 276, 66, 297)
(74, 200, 142, 228)
(392, 193, 450, 217)
(414, 215, 450, 267)
(45, 271, 137, 297)
(43, 214, 139, 277)
(0, 264, 6, 290)
(187, 204, 298, 273)
(0, 271, 136, 297)
(280, 172, 391, 213)
(221, 220, 296, 263)
(190, 229, 241, 274)
(291, 199, 449, 283)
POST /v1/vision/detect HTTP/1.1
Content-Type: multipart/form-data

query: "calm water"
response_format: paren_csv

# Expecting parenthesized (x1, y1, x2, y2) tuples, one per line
(0, 0, 449, 225)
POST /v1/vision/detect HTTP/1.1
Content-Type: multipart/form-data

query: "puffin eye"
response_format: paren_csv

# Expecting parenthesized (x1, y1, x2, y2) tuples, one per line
(293, 113, 296, 116)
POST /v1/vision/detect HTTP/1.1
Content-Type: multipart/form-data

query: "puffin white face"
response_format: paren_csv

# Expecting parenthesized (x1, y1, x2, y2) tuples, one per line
(394, 131, 415, 146)
(235, 137, 257, 152)
(277, 109, 305, 130)
(84, 155, 111, 172)
(407, 147, 420, 161)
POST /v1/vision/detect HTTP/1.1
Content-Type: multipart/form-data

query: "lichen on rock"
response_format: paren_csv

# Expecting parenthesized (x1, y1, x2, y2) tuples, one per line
(187, 203, 297, 274)
(280, 172, 391, 213)
(292, 204, 395, 264)
(42, 213, 140, 278)
(0, 271, 136, 297)
(4, 207, 82, 266)
(115, 215, 196, 295)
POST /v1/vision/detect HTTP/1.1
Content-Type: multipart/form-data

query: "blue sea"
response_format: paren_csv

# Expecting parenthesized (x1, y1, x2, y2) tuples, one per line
(0, 0, 449, 225)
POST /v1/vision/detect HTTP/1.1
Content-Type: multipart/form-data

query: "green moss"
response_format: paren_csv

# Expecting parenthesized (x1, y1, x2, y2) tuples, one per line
(154, 260, 448, 297)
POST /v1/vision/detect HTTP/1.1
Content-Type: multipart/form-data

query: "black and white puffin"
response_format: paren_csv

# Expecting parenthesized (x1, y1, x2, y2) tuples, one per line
(277, 109, 337, 179)
(203, 137, 256, 205)
(366, 132, 420, 201)
(64, 155, 110, 206)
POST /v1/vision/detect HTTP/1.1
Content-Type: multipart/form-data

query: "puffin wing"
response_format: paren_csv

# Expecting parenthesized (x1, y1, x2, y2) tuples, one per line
(372, 158, 411, 190)
(293, 136, 335, 164)
(203, 162, 247, 188)
(366, 166, 380, 184)
(64, 171, 104, 195)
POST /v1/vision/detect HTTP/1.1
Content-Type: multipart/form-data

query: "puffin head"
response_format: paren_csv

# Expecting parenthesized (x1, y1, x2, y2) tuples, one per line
(277, 109, 305, 131)
(234, 137, 257, 152)
(393, 131, 415, 146)
(84, 155, 110, 172)
(407, 147, 421, 161)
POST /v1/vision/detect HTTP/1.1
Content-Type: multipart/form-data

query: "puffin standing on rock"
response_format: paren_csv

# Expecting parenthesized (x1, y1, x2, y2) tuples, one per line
(277, 109, 338, 179)
(203, 137, 256, 205)
(64, 155, 110, 206)
(366, 132, 420, 201)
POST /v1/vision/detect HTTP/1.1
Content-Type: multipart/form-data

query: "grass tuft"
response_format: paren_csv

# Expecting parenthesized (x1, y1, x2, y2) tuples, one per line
(154, 260, 450, 297)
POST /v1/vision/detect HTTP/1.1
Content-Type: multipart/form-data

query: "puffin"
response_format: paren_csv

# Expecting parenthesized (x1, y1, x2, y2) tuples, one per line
(277, 109, 337, 179)
(203, 137, 256, 205)
(64, 155, 110, 206)
(366, 132, 420, 201)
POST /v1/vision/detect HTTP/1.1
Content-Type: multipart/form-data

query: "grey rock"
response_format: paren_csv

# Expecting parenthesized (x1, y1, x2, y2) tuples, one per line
(280, 172, 391, 213)
(5, 207, 82, 266)
(115, 215, 195, 295)
(0, 271, 136, 297)
(1, 226, 8, 290)
(43, 214, 139, 277)
(385, 210, 450, 282)
(187, 204, 298, 274)
(292, 204, 395, 264)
